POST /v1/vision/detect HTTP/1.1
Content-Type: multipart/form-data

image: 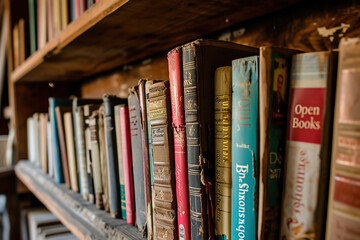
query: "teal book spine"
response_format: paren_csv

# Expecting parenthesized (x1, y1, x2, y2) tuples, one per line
(231, 56, 259, 240)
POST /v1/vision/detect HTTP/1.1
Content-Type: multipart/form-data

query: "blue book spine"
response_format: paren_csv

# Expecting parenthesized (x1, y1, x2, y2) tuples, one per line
(231, 56, 259, 240)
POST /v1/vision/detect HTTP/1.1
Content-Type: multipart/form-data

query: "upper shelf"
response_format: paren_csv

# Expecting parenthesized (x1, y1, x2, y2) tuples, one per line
(11, 0, 303, 83)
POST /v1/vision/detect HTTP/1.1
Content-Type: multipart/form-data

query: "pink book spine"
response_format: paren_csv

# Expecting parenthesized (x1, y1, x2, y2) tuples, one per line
(120, 106, 135, 225)
(168, 47, 191, 240)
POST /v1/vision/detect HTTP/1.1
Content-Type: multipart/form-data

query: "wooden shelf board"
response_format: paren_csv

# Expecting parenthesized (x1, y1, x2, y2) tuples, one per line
(11, 0, 303, 83)
(15, 160, 145, 240)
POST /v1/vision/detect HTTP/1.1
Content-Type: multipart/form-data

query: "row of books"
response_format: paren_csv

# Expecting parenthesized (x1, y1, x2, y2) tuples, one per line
(13, 0, 100, 68)
(26, 38, 360, 240)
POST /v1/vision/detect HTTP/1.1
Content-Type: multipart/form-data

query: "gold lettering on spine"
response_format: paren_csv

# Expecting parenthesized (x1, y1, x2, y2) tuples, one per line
(214, 66, 232, 239)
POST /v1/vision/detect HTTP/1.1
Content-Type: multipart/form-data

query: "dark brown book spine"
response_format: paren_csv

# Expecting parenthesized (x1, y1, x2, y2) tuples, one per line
(149, 81, 177, 239)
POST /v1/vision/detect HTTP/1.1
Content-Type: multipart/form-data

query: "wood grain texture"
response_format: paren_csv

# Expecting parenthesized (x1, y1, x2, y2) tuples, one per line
(15, 160, 146, 240)
(11, 0, 302, 82)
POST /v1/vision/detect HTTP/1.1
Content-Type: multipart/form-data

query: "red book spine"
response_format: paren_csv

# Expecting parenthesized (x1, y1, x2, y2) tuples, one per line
(120, 106, 135, 225)
(168, 47, 191, 240)
(75, 0, 81, 18)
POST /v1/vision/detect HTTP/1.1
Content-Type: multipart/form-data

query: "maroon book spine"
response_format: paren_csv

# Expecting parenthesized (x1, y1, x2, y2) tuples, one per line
(168, 47, 191, 240)
(120, 106, 135, 225)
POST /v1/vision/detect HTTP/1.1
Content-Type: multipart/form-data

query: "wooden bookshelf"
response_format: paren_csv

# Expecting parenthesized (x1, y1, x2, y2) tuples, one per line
(15, 160, 145, 240)
(10, 0, 302, 83)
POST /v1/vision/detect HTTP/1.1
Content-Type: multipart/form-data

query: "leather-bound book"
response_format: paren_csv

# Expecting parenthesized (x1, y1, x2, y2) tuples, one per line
(149, 80, 178, 239)
(168, 47, 191, 240)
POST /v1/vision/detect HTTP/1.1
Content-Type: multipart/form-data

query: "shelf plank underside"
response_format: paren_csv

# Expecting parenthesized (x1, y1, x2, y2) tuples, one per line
(11, 0, 302, 82)
(15, 160, 145, 240)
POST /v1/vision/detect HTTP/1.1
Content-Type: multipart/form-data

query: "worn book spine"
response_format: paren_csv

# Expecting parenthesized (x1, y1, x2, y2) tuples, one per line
(259, 48, 291, 240)
(145, 80, 156, 237)
(75, 106, 89, 200)
(89, 111, 104, 209)
(182, 43, 209, 240)
(168, 47, 191, 240)
(128, 87, 147, 232)
(64, 112, 79, 192)
(326, 38, 360, 240)
(149, 81, 178, 239)
(231, 56, 259, 240)
(84, 105, 95, 204)
(214, 66, 232, 240)
(120, 106, 135, 225)
(280, 52, 333, 239)
(114, 104, 126, 219)
(55, 107, 71, 188)
(99, 105, 110, 212)
(138, 80, 153, 238)
(39, 113, 48, 173)
(103, 95, 121, 218)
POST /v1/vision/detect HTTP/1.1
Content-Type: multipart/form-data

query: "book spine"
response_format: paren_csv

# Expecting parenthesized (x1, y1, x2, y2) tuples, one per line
(259, 48, 289, 240)
(60, 0, 68, 30)
(326, 38, 360, 240)
(138, 80, 153, 238)
(120, 106, 135, 225)
(280, 52, 330, 239)
(37, 0, 46, 50)
(99, 106, 110, 212)
(64, 112, 79, 192)
(128, 88, 146, 232)
(114, 105, 127, 219)
(182, 44, 204, 240)
(168, 47, 191, 240)
(49, 99, 64, 183)
(28, 0, 37, 54)
(27, 117, 35, 164)
(55, 107, 71, 188)
(89, 111, 104, 209)
(32, 113, 41, 167)
(85, 109, 95, 204)
(231, 56, 259, 240)
(75, 106, 89, 200)
(149, 81, 178, 239)
(145, 80, 156, 236)
(39, 113, 48, 173)
(214, 66, 232, 240)
(47, 121, 54, 177)
(103, 95, 121, 218)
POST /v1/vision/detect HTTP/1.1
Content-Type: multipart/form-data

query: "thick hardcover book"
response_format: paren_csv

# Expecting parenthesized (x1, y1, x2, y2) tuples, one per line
(49, 98, 72, 183)
(84, 104, 99, 204)
(138, 80, 153, 238)
(55, 106, 72, 188)
(149, 80, 178, 239)
(280, 51, 336, 239)
(39, 113, 48, 173)
(103, 95, 127, 218)
(120, 106, 135, 225)
(99, 105, 110, 212)
(168, 47, 191, 240)
(182, 39, 257, 239)
(88, 110, 104, 209)
(258, 47, 297, 240)
(128, 86, 147, 233)
(326, 38, 360, 240)
(74, 106, 89, 200)
(114, 104, 126, 219)
(64, 112, 79, 192)
(145, 80, 156, 236)
(231, 56, 259, 240)
(28, 0, 37, 54)
(214, 66, 232, 240)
